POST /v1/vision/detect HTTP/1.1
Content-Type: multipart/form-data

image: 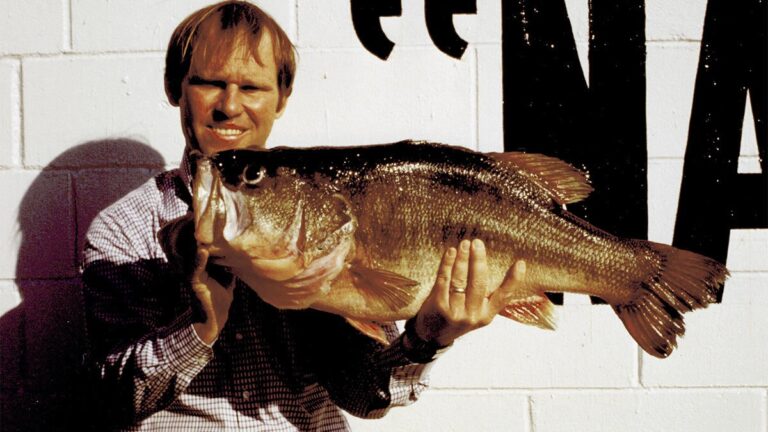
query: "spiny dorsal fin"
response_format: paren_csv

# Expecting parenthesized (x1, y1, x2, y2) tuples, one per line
(489, 152, 592, 205)
(348, 263, 420, 311)
(498, 294, 557, 330)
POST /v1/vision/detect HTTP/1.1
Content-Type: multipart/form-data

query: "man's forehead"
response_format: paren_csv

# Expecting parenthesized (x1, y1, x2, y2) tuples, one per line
(189, 26, 275, 75)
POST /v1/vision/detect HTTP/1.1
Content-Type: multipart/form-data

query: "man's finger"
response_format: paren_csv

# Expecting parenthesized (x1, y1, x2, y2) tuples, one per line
(192, 248, 210, 285)
(193, 248, 231, 294)
(448, 240, 470, 312)
(488, 260, 526, 312)
(465, 239, 489, 312)
(433, 246, 457, 305)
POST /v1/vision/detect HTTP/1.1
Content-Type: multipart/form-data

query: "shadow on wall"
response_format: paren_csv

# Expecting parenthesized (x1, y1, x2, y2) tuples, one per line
(0, 139, 166, 431)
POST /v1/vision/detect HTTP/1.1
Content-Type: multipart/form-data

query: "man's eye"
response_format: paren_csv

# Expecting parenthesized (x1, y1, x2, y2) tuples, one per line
(189, 77, 225, 88)
(241, 85, 260, 92)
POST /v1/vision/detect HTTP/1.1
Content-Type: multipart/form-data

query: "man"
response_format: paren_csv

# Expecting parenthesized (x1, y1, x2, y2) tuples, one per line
(82, 1, 526, 430)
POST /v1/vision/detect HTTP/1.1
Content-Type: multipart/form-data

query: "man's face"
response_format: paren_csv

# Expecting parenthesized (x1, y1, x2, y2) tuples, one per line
(179, 31, 287, 154)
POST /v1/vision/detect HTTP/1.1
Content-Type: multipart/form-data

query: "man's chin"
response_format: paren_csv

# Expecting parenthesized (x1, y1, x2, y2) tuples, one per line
(197, 140, 268, 155)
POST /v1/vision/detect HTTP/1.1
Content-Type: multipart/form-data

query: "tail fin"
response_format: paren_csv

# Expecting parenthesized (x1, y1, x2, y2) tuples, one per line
(612, 242, 728, 358)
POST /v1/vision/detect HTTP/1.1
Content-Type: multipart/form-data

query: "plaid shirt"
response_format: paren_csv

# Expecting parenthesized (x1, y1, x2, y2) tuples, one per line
(81, 153, 435, 431)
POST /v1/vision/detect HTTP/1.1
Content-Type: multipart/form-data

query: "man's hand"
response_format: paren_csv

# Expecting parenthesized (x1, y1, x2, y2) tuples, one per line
(192, 248, 235, 345)
(413, 239, 526, 347)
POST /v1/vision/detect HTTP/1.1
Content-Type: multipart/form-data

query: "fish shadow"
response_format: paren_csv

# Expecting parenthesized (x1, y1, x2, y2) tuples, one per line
(0, 139, 165, 431)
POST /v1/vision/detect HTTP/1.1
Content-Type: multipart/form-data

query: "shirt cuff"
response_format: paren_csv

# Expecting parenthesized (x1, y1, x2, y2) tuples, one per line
(378, 332, 452, 368)
(157, 310, 215, 372)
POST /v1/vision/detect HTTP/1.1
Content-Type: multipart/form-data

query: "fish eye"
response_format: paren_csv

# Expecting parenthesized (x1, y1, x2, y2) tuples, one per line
(242, 165, 266, 186)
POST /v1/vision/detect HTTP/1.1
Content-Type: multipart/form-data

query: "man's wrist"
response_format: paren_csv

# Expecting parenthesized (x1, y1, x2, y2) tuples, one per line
(193, 321, 220, 346)
(401, 317, 451, 363)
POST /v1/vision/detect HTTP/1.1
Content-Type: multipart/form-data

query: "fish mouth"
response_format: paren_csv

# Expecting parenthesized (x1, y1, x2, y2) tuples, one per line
(194, 158, 306, 281)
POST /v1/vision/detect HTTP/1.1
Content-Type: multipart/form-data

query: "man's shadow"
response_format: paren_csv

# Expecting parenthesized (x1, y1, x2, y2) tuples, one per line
(0, 140, 165, 431)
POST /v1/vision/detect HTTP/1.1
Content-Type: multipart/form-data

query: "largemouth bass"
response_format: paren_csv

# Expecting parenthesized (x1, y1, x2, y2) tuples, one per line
(176, 140, 728, 358)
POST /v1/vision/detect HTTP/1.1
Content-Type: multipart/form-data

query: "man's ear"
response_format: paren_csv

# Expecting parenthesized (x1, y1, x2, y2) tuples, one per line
(164, 78, 181, 107)
(275, 91, 291, 119)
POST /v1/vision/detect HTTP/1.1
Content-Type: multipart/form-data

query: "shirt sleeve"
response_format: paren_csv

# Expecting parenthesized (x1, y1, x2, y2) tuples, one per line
(364, 322, 446, 419)
(81, 204, 212, 424)
(295, 312, 446, 419)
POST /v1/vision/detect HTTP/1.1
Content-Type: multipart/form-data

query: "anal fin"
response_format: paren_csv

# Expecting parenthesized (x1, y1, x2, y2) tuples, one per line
(499, 294, 557, 330)
(346, 318, 389, 345)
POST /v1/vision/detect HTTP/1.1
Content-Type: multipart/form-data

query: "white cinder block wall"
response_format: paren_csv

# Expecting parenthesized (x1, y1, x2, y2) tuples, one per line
(1, 0, 765, 430)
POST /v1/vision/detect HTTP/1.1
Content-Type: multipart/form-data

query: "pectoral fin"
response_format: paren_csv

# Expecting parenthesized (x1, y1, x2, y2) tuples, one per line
(348, 263, 420, 311)
(499, 294, 557, 330)
(345, 318, 390, 345)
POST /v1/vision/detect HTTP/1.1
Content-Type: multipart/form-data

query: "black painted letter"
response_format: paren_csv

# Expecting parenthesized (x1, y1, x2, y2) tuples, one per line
(673, 0, 767, 301)
(351, 0, 402, 60)
(425, 0, 477, 59)
(502, 0, 648, 304)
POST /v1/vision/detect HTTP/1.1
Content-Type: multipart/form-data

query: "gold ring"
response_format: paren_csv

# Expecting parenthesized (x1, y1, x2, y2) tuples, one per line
(450, 287, 467, 294)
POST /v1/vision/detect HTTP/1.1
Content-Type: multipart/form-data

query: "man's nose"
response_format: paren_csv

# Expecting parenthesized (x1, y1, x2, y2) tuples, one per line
(216, 85, 244, 118)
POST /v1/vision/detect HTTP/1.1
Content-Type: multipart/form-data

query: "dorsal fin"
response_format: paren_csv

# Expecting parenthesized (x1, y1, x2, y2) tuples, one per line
(489, 152, 593, 205)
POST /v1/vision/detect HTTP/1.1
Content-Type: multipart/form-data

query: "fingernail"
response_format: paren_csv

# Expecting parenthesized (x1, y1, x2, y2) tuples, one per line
(515, 260, 526, 276)
(460, 240, 470, 252)
(472, 239, 484, 251)
(446, 247, 457, 258)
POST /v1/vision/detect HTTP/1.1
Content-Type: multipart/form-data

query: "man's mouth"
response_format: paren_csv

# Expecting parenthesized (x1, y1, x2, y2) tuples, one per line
(210, 126, 246, 138)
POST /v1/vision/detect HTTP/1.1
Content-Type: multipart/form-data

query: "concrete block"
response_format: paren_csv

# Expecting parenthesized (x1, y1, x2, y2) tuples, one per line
(0, 0, 64, 55)
(0, 295, 25, 429)
(72, 0, 294, 53)
(296, 0, 359, 49)
(727, 229, 768, 272)
(646, 43, 700, 159)
(648, 159, 766, 270)
(647, 158, 684, 244)
(22, 55, 182, 168)
(75, 167, 163, 255)
(453, 0, 502, 45)
(298, 0, 499, 50)
(641, 272, 768, 387)
(15, 278, 90, 429)
(271, 48, 475, 148)
(738, 91, 761, 173)
(0, 282, 21, 317)
(0, 170, 75, 279)
(429, 305, 636, 389)
(648, 44, 760, 166)
(721, 272, 768, 305)
(646, 0, 708, 41)
(345, 391, 528, 432)
(564, 0, 590, 44)
(532, 389, 765, 432)
(0, 60, 18, 167)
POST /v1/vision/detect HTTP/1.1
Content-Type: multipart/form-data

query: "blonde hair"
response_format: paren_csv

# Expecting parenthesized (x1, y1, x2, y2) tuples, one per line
(164, 1, 296, 105)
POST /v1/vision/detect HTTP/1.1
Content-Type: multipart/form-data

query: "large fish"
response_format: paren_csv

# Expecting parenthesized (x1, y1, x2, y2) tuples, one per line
(175, 140, 728, 358)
